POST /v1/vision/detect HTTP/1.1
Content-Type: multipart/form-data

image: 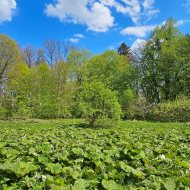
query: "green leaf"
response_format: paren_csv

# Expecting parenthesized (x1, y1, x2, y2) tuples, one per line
(119, 161, 145, 179)
(72, 148, 84, 156)
(178, 160, 190, 169)
(102, 179, 117, 190)
(72, 179, 87, 190)
(14, 162, 37, 177)
(163, 178, 176, 190)
(46, 163, 62, 174)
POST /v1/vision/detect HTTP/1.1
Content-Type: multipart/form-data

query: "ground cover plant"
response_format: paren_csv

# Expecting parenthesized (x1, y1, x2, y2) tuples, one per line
(0, 120, 190, 189)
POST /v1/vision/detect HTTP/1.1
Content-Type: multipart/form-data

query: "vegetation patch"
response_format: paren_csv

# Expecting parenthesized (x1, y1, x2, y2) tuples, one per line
(0, 120, 190, 189)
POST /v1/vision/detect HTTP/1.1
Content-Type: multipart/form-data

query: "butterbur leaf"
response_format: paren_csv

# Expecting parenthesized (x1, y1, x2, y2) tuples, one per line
(51, 184, 70, 190)
(163, 178, 176, 190)
(119, 161, 145, 179)
(46, 163, 62, 174)
(72, 148, 84, 156)
(14, 162, 37, 177)
(102, 179, 117, 190)
(38, 155, 49, 164)
(71, 170, 80, 179)
(29, 147, 37, 155)
(72, 179, 87, 190)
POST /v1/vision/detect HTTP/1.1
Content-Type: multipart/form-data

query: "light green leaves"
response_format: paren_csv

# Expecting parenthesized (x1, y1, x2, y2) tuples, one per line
(0, 120, 190, 189)
(46, 163, 62, 174)
(119, 161, 145, 179)
(102, 179, 118, 190)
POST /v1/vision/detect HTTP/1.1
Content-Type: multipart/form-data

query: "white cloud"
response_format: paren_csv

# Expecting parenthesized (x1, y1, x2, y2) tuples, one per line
(101, 0, 159, 24)
(131, 38, 146, 50)
(121, 18, 190, 38)
(69, 38, 80, 43)
(176, 19, 190, 26)
(45, 0, 159, 32)
(130, 39, 146, 58)
(121, 25, 156, 37)
(0, 0, 16, 23)
(69, 33, 85, 43)
(45, 0, 114, 32)
(74, 33, 85, 38)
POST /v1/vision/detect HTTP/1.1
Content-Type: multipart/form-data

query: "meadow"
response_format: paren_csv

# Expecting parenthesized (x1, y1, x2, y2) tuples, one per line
(0, 120, 190, 189)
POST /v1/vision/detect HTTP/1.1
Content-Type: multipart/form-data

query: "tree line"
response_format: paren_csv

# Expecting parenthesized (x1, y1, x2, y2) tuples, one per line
(0, 18, 190, 125)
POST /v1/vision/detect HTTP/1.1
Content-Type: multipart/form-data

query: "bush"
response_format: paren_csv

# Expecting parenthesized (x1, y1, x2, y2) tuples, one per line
(148, 96, 190, 122)
(79, 81, 121, 127)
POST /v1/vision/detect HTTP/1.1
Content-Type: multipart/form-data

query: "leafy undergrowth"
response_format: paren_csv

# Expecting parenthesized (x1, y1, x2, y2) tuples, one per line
(0, 120, 190, 189)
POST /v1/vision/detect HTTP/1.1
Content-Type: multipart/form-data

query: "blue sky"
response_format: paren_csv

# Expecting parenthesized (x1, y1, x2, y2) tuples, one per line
(0, 0, 190, 53)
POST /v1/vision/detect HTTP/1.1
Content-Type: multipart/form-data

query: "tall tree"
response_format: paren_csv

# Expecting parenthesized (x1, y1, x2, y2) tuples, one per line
(83, 50, 135, 116)
(44, 40, 74, 64)
(36, 48, 46, 65)
(53, 61, 76, 117)
(118, 42, 131, 58)
(67, 48, 92, 84)
(21, 46, 36, 68)
(138, 18, 184, 103)
(0, 35, 21, 85)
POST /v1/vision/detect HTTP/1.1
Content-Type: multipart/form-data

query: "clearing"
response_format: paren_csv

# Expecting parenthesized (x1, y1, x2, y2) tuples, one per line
(0, 120, 190, 189)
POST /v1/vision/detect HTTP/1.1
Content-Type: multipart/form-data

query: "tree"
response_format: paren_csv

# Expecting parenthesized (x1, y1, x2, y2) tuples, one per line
(118, 42, 131, 58)
(79, 81, 121, 126)
(36, 48, 46, 65)
(6, 63, 31, 118)
(21, 46, 36, 68)
(0, 35, 21, 85)
(30, 63, 58, 118)
(44, 40, 74, 64)
(83, 50, 135, 116)
(67, 48, 92, 84)
(138, 18, 184, 103)
(53, 61, 77, 117)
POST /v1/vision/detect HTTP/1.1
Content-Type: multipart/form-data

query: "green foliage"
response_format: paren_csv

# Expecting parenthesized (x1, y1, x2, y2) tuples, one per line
(30, 63, 58, 119)
(149, 96, 190, 122)
(138, 18, 189, 103)
(67, 48, 92, 84)
(83, 50, 133, 92)
(83, 50, 135, 118)
(79, 81, 121, 126)
(1, 21, 190, 122)
(0, 34, 21, 84)
(120, 89, 137, 118)
(53, 61, 76, 118)
(0, 120, 190, 189)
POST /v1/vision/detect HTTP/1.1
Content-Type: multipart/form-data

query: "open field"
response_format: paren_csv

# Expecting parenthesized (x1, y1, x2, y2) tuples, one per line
(0, 120, 190, 189)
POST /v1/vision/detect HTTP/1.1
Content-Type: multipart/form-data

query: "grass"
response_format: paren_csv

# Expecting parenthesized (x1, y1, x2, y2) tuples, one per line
(0, 118, 185, 129)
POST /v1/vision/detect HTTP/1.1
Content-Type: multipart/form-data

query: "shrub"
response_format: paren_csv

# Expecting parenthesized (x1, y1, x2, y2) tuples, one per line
(79, 81, 121, 127)
(148, 96, 190, 122)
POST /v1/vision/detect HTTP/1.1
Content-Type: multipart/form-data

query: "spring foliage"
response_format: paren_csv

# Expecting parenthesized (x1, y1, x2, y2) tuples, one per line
(79, 81, 121, 126)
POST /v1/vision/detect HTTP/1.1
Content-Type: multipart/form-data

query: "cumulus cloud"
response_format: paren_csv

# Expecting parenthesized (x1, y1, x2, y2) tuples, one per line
(121, 25, 156, 37)
(0, 0, 17, 23)
(45, 0, 114, 32)
(131, 38, 146, 50)
(45, 0, 159, 32)
(130, 39, 147, 58)
(101, 0, 159, 24)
